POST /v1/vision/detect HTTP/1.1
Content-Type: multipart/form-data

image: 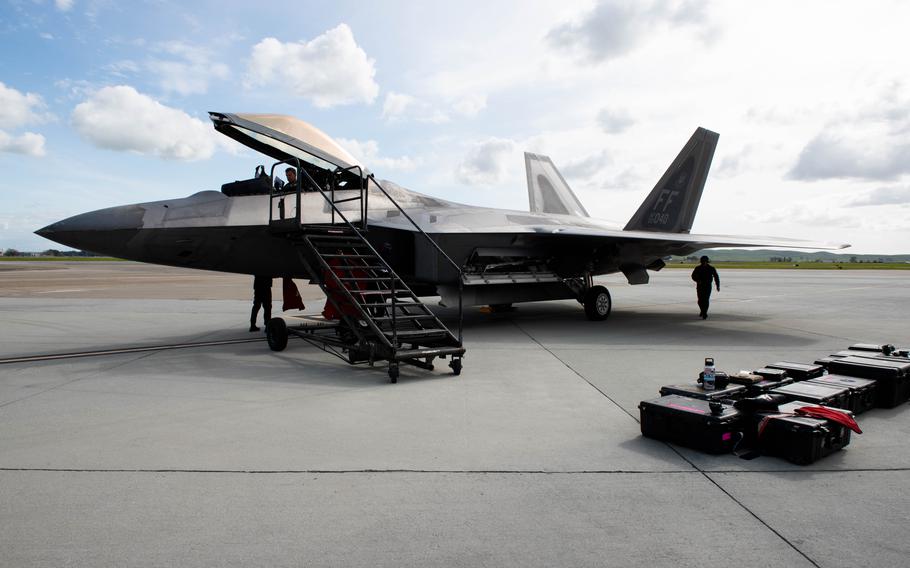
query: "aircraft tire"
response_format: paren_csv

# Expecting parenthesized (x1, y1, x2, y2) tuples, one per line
(583, 286, 612, 321)
(266, 318, 288, 351)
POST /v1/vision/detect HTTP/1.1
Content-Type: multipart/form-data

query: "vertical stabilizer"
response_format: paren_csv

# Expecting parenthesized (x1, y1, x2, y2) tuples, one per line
(525, 153, 589, 217)
(624, 128, 718, 233)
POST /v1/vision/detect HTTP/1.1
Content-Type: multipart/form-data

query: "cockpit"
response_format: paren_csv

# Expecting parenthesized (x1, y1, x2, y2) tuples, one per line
(211, 112, 366, 198)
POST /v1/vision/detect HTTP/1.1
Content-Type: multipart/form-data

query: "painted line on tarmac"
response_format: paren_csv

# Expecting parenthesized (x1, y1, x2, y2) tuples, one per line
(0, 337, 266, 365)
(1, 467, 908, 474)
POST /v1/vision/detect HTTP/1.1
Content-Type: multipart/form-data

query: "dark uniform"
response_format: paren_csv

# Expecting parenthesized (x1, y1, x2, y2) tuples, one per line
(691, 258, 720, 319)
(250, 275, 272, 331)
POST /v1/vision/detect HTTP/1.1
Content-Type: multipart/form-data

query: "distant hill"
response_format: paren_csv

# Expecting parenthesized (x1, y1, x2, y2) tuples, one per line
(671, 249, 910, 263)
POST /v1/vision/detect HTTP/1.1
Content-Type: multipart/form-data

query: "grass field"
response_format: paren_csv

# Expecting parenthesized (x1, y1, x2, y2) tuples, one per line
(667, 261, 910, 270)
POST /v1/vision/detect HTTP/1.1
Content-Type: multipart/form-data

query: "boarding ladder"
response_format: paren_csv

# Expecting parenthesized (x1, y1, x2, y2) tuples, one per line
(266, 161, 464, 382)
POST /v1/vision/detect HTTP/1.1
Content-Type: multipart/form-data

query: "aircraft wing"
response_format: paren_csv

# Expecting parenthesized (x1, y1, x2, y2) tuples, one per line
(370, 212, 848, 251)
(518, 224, 850, 251)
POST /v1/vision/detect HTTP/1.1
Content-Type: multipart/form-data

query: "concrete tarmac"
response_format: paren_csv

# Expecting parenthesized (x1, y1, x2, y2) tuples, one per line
(1, 262, 909, 567)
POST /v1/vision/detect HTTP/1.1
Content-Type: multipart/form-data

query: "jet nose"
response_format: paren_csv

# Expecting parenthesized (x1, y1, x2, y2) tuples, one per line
(35, 205, 145, 255)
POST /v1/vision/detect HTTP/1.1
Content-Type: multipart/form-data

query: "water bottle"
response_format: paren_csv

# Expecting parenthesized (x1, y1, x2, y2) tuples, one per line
(703, 357, 715, 391)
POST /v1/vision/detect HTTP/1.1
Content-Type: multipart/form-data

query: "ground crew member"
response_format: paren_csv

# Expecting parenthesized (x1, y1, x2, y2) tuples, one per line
(691, 255, 720, 319)
(250, 275, 272, 331)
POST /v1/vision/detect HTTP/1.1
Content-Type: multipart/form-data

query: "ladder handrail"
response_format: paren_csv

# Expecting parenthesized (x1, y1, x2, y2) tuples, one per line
(283, 165, 464, 347)
(367, 174, 464, 344)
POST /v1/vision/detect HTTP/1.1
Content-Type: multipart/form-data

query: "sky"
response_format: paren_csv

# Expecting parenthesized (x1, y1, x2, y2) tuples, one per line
(2, 0, 910, 254)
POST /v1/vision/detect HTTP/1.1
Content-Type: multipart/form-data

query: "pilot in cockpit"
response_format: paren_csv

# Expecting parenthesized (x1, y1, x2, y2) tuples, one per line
(284, 167, 298, 191)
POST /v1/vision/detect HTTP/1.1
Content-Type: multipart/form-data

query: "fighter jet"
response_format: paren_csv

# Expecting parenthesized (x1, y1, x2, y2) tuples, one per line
(37, 113, 848, 322)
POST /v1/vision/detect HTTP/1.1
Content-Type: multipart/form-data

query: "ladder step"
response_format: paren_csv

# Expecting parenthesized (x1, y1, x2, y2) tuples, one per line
(361, 302, 424, 307)
(321, 254, 378, 259)
(356, 289, 413, 296)
(373, 315, 436, 321)
(338, 277, 402, 282)
(395, 346, 465, 360)
(384, 329, 448, 339)
(307, 236, 364, 243)
(332, 265, 387, 271)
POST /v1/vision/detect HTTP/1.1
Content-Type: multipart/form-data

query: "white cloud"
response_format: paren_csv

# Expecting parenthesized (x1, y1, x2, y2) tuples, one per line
(336, 137, 418, 172)
(72, 85, 218, 161)
(40, 32, 54, 40)
(789, 83, 910, 181)
(245, 24, 379, 108)
(0, 130, 46, 156)
(55, 0, 74, 12)
(381, 91, 448, 123)
(146, 41, 230, 96)
(455, 138, 518, 186)
(382, 92, 417, 121)
(104, 60, 140, 78)
(0, 82, 49, 157)
(597, 107, 634, 133)
(547, 0, 715, 63)
(381, 91, 484, 123)
(788, 132, 910, 181)
(845, 186, 910, 207)
(452, 94, 487, 117)
(0, 82, 48, 129)
(561, 150, 611, 180)
(744, 204, 860, 229)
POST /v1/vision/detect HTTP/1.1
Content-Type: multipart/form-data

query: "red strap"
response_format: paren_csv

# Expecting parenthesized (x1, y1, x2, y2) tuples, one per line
(795, 406, 862, 434)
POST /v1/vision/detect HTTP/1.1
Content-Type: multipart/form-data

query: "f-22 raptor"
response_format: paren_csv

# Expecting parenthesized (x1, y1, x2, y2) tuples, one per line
(38, 113, 848, 322)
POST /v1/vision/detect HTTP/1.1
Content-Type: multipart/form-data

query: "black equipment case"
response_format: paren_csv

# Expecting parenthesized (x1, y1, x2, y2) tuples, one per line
(826, 356, 910, 408)
(659, 383, 746, 402)
(752, 401, 853, 465)
(744, 368, 793, 394)
(848, 343, 896, 355)
(806, 374, 877, 415)
(639, 395, 744, 454)
(765, 362, 825, 381)
(744, 377, 794, 396)
(833, 350, 910, 364)
(753, 367, 789, 382)
(814, 356, 839, 368)
(769, 382, 852, 410)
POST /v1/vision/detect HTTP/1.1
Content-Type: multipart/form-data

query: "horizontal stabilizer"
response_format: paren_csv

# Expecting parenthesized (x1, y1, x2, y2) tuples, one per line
(525, 153, 589, 217)
(624, 127, 718, 233)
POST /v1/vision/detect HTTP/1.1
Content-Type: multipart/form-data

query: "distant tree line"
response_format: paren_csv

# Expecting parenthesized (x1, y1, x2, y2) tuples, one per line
(3, 249, 103, 257)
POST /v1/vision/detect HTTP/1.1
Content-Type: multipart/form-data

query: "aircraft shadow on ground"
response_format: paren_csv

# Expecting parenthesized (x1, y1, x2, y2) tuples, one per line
(8, 301, 817, 387)
(433, 302, 818, 349)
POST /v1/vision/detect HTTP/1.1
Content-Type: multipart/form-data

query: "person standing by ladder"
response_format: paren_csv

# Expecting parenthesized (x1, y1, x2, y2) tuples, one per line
(250, 275, 272, 331)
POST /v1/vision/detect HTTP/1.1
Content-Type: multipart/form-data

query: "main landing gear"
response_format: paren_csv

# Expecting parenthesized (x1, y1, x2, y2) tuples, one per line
(582, 285, 612, 321)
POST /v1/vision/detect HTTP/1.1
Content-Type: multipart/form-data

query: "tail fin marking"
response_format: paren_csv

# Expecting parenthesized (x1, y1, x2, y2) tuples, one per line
(624, 127, 718, 233)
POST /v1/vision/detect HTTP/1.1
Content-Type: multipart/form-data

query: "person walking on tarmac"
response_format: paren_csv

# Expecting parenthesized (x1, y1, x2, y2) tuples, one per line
(249, 275, 272, 331)
(691, 255, 720, 319)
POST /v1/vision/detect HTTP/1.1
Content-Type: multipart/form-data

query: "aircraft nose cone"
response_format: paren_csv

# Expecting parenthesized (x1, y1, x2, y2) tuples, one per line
(35, 205, 145, 255)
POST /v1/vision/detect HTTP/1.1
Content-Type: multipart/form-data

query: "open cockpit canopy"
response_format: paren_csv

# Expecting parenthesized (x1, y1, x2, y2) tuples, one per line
(210, 112, 366, 178)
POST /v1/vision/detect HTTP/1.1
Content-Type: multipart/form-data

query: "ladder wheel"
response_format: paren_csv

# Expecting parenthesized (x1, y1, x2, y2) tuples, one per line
(450, 358, 462, 376)
(388, 364, 399, 383)
(266, 318, 288, 352)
